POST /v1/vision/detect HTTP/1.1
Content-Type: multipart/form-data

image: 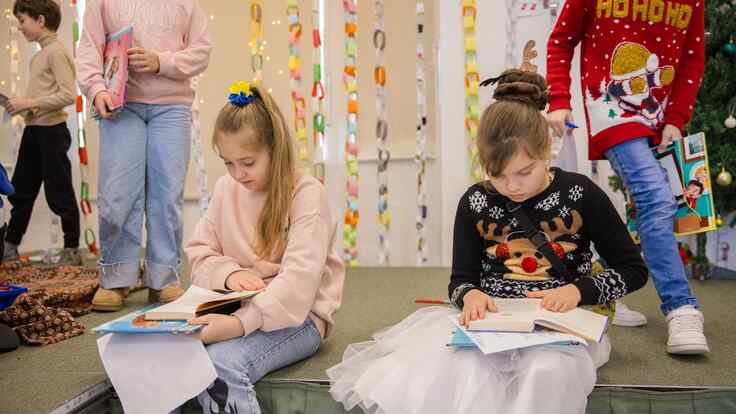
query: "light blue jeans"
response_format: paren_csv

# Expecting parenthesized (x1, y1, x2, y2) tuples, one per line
(197, 318, 322, 414)
(98, 103, 191, 290)
(605, 137, 699, 315)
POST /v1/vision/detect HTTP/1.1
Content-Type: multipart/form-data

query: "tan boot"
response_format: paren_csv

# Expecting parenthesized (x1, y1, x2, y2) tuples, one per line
(148, 284, 185, 304)
(92, 287, 130, 311)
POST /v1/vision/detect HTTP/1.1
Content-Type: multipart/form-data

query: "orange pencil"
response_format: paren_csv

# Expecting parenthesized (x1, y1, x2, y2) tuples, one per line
(414, 298, 451, 305)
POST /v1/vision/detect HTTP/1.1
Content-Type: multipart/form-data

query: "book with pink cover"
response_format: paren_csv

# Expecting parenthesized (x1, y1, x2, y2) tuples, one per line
(101, 25, 133, 113)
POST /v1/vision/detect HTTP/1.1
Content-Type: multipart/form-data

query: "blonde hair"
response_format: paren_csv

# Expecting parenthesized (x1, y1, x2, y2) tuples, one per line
(478, 69, 551, 178)
(213, 85, 295, 259)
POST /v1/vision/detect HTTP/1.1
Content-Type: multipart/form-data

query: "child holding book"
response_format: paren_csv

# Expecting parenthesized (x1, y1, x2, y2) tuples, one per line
(546, 0, 708, 354)
(327, 70, 648, 414)
(76, 0, 212, 311)
(3, 0, 81, 265)
(184, 82, 345, 413)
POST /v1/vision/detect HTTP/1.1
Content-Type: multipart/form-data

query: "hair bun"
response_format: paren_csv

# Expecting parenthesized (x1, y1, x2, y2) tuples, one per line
(491, 69, 549, 110)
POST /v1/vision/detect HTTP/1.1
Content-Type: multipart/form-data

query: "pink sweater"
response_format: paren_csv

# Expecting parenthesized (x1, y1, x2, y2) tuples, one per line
(185, 174, 345, 340)
(76, 0, 212, 105)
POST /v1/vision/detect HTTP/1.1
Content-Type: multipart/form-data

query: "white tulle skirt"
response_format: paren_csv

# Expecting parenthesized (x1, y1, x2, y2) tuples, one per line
(327, 306, 610, 414)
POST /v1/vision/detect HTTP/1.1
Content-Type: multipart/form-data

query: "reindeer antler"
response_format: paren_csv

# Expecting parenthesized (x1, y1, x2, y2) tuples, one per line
(539, 210, 582, 241)
(520, 40, 538, 73)
(477, 220, 511, 243)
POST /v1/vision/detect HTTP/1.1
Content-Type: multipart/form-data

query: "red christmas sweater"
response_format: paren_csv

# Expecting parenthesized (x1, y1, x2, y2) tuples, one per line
(547, 0, 704, 160)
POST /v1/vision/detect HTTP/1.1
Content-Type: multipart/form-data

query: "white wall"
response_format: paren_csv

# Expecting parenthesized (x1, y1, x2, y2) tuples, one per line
(5, 0, 639, 268)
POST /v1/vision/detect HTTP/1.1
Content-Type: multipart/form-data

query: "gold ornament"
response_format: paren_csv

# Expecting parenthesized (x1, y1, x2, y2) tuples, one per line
(716, 168, 733, 187)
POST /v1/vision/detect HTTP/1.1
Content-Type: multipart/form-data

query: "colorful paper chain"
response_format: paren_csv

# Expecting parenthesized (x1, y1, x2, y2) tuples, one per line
(250, 1, 264, 84)
(374, 0, 390, 265)
(415, 1, 429, 265)
(343, 0, 359, 267)
(311, 0, 327, 183)
(72, 0, 98, 255)
(287, 0, 310, 172)
(463, 0, 483, 182)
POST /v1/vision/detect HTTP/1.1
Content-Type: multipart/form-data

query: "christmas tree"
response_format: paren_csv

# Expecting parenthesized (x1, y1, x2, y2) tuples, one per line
(688, 1, 736, 219)
(687, 0, 736, 273)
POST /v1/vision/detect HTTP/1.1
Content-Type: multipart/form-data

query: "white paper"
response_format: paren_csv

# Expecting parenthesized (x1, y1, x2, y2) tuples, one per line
(551, 130, 578, 172)
(449, 316, 586, 355)
(97, 333, 217, 414)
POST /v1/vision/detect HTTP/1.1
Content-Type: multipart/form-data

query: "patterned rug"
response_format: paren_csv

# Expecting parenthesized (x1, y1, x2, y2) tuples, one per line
(0, 262, 99, 345)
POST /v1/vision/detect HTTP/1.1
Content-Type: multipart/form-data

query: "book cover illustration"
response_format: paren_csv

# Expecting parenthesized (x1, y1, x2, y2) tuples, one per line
(101, 25, 133, 113)
(625, 132, 716, 239)
(93, 304, 202, 335)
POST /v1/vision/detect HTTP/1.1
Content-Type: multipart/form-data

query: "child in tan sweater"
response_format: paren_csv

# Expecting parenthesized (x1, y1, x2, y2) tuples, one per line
(4, 0, 80, 265)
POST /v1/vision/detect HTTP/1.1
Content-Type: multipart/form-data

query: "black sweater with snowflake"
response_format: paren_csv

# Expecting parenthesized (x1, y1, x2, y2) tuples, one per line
(448, 168, 648, 309)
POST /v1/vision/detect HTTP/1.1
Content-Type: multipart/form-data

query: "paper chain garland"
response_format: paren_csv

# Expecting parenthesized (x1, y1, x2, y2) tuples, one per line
(287, 0, 310, 172)
(311, 0, 327, 182)
(463, 0, 483, 182)
(250, 1, 264, 84)
(374, 0, 390, 265)
(415, 2, 429, 265)
(343, 0, 359, 267)
(72, 0, 98, 255)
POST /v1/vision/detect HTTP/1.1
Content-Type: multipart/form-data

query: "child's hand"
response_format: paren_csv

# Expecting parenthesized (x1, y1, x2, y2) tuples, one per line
(6, 97, 37, 115)
(93, 91, 115, 119)
(658, 124, 681, 153)
(128, 47, 160, 74)
(459, 289, 497, 326)
(525, 284, 581, 312)
(225, 270, 266, 291)
(189, 314, 245, 344)
(547, 109, 574, 138)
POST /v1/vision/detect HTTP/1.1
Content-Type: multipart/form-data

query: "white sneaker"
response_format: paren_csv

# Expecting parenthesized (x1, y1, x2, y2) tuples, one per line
(612, 301, 647, 327)
(666, 305, 709, 355)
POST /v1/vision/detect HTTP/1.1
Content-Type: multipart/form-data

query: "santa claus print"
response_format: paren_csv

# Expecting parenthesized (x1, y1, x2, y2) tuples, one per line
(606, 42, 675, 121)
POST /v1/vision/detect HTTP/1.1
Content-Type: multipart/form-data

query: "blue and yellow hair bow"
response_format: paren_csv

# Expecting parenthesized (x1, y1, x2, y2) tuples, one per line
(228, 81, 255, 107)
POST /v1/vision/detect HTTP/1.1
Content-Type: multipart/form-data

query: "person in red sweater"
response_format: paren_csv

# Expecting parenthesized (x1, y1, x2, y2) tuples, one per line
(546, 0, 708, 355)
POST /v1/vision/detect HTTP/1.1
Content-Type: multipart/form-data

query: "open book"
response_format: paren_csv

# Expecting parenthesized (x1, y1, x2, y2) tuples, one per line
(96, 25, 133, 117)
(465, 298, 609, 343)
(144, 285, 262, 321)
(94, 304, 202, 334)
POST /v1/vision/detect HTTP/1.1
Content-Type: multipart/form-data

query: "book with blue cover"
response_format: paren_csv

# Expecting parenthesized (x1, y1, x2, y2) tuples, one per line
(93, 304, 202, 335)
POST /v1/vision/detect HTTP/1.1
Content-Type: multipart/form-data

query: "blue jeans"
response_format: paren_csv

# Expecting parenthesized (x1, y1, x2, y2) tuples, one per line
(98, 103, 191, 290)
(197, 318, 322, 414)
(605, 137, 699, 315)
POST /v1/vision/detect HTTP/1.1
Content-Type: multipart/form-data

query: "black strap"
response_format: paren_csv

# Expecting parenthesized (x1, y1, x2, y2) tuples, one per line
(505, 201, 572, 281)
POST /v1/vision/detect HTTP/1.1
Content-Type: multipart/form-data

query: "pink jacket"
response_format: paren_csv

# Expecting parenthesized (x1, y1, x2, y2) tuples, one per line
(76, 0, 212, 105)
(185, 174, 345, 339)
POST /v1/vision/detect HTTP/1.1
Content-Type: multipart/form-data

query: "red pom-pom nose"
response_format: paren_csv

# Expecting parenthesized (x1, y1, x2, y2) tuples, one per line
(521, 257, 538, 273)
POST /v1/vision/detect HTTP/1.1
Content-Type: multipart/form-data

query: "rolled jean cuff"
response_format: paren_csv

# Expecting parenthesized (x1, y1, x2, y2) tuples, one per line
(99, 260, 140, 289)
(144, 260, 180, 290)
(662, 297, 700, 316)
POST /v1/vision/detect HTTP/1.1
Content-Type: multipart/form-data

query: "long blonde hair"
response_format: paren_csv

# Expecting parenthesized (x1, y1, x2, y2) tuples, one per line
(477, 69, 551, 178)
(213, 85, 295, 259)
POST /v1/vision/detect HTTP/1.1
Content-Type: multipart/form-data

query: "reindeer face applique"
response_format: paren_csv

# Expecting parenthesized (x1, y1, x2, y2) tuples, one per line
(477, 210, 583, 281)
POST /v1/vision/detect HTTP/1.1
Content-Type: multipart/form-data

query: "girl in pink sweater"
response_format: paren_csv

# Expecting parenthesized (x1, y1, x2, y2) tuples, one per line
(184, 82, 345, 413)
